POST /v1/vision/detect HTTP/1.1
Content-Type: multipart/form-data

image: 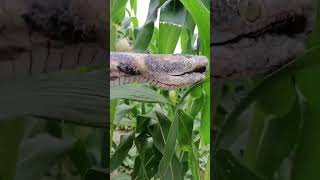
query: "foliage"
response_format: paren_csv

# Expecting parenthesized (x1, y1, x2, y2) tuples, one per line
(110, 0, 210, 179)
(214, 1, 320, 180)
(0, 8, 108, 180)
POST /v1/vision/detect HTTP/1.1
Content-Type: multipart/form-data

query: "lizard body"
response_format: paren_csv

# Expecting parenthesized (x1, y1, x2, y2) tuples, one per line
(110, 52, 208, 90)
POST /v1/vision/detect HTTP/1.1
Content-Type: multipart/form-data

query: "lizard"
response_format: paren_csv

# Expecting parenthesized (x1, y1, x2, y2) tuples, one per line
(211, 0, 316, 81)
(110, 52, 208, 90)
(0, 0, 208, 127)
(0, 0, 108, 127)
(0, 0, 208, 89)
(1, 0, 316, 85)
(0, 0, 108, 81)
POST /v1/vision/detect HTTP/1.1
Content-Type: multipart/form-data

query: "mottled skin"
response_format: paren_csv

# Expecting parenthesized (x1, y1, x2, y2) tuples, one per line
(212, 0, 316, 80)
(0, 0, 107, 81)
(110, 52, 208, 90)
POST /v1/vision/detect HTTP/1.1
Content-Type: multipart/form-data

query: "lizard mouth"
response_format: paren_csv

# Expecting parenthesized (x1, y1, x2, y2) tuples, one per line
(212, 13, 308, 46)
(170, 66, 207, 76)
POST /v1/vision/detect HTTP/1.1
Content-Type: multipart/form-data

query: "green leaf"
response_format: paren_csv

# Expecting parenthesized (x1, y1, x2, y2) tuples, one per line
(292, 50, 320, 179)
(114, 104, 134, 125)
(159, 0, 186, 53)
(158, 113, 179, 178)
(255, 96, 302, 178)
(68, 140, 93, 176)
(188, 145, 201, 180)
(0, 120, 25, 180)
(176, 109, 201, 180)
(133, 0, 166, 52)
(110, 132, 135, 171)
(148, 27, 159, 53)
(111, 84, 168, 103)
(14, 134, 75, 180)
(215, 149, 266, 180)
(291, 104, 318, 180)
(149, 111, 183, 179)
(111, 174, 131, 180)
(190, 93, 204, 118)
(134, 134, 155, 179)
(243, 107, 268, 169)
(179, 0, 210, 57)
(84, 167, 109, 180)
(256, 77, 296, 117)
(160, 0, 186, 25)
(159, 23, 182, 53)
(306, 0, 320, 48)
(132, 156, 142, 179)
(200, 80, 211, 145)
(110, 99, 118, 149)
(217, 45, 320, 145)
(0, 69, 107, 127)
(181, 12, 196, 54)
(177, 109, 194, 149)
(130, 0, 137, 15)
(133, 22, 155, 52)
(136, 115, 151, 135)
(111, 22, 117, 51)
(131, 17, 139, 28)
(152, 111, 172, 152)
(111, 0, 129, 24)
(204, 156, 210, 180)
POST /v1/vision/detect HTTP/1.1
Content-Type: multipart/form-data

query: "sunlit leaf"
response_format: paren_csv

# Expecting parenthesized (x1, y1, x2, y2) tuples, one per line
(179, 0, 210, 57)
(111, 84, 168, 103)
(133, 0, 166, 52)
(159, 0, 186, 53)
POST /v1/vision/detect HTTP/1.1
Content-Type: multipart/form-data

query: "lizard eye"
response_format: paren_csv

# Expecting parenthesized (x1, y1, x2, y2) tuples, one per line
(238, 0, 262, 23)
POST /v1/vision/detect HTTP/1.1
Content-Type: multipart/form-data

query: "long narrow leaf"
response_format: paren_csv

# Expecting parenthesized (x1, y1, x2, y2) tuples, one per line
(0, 69, 107, 127)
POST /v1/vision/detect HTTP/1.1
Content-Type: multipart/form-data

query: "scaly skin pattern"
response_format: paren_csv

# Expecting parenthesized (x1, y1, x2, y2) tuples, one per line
(212, 0, 316, 80)
(0, 0, 107, 81)
(110, 52, 208, 90)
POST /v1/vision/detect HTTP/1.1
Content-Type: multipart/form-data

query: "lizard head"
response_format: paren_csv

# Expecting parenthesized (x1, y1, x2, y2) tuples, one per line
(212, 0, 316, 79)
(110, 52, 208, 90)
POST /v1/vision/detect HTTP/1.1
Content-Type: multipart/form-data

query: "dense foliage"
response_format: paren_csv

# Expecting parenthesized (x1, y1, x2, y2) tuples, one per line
(110, 0, 210, 179)
(214, 1, 320, 180)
